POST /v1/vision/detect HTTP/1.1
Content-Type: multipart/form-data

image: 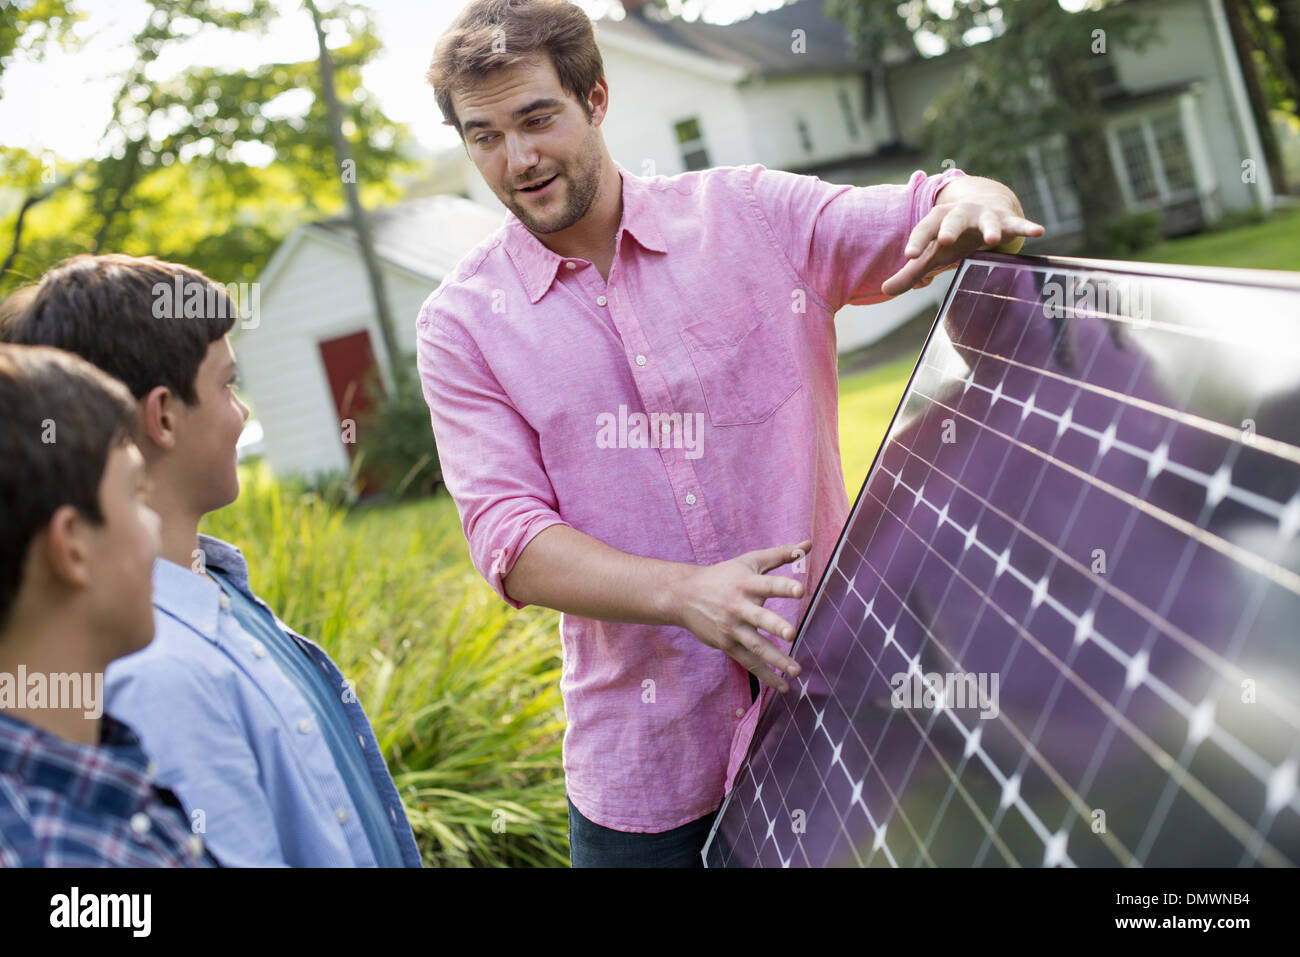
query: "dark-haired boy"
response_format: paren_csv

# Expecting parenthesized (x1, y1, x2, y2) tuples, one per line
(0, 343, 215, 867)
(1, 254, 421, 867)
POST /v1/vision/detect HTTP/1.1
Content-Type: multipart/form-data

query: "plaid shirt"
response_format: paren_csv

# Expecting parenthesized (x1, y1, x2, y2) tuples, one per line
(0, 711, 216, 867)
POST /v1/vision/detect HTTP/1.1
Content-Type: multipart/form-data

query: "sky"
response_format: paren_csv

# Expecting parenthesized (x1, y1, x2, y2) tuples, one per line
(0, 0, 793, 162)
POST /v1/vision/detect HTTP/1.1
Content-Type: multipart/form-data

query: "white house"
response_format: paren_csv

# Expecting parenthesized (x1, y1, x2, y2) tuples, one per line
(594, 0, 1273, 225)
(234, 194, 503, 480)
(436, 0, 1279, 357)
(241, 0, 1282, 480)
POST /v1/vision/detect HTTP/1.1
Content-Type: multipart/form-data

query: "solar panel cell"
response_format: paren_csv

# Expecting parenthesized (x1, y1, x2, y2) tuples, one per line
(704, 253, 1300, 867)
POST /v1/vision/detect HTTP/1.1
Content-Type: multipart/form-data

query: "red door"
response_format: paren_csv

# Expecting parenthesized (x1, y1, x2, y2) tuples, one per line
(318, 329, 383, 495)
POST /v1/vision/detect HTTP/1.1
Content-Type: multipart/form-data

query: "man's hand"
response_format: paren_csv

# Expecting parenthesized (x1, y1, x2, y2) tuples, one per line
(881, 182, 1045, 298)
(666, 539, 812, 693)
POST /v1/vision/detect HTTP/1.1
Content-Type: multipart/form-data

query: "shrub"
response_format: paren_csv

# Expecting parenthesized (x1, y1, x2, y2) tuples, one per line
(1101, 210, 1163, 256)
(355, 359, 443, 501)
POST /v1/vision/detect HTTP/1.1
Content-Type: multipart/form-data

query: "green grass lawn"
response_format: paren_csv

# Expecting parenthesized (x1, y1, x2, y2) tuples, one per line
(207, 203, 1298, 866)
(834, 203, 1300, 489)
(1129, 204, 1300, 272)
(837, 355, 917, 495)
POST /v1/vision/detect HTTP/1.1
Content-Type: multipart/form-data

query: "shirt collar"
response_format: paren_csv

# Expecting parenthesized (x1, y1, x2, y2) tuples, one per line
(150, 534, 250, 645)
(502, 161, 667, 304)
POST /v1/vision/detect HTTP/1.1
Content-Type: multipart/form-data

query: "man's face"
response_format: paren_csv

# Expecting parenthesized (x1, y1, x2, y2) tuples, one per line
(172, 335, 250, 515)
(86, 440, 161, 658)
(453, 53, 605, 235)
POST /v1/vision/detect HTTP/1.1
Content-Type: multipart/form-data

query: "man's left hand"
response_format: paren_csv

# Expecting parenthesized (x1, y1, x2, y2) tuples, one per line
(881, 193, 1044, 298)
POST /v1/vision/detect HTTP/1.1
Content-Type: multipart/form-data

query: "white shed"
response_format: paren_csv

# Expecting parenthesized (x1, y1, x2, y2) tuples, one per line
(235, 194, 504, 480)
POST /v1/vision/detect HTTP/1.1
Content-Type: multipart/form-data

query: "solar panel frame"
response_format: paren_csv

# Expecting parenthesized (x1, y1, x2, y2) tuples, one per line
(702, 251, 1300, 868)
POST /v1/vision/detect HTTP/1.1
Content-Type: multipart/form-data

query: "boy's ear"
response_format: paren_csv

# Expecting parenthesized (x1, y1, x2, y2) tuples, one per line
(138, 385, 179, 452)
(40, 504, 93, 589)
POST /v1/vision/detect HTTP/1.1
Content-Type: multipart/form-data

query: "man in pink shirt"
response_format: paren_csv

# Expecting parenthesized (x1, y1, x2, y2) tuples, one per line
(420, 0, 1043, 867)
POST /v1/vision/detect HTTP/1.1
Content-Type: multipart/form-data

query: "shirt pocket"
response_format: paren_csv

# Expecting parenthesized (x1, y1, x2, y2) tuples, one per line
(678, 290, 802, 427)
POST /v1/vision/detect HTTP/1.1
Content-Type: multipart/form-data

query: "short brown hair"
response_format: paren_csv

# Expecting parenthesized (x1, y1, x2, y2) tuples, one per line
(0, 343, 139, 629)
(0, 253, 236, 404)
(426, 0, 604, 137)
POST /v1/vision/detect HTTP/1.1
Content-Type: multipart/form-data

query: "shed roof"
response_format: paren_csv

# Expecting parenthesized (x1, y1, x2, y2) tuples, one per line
(597, 0, 873, 77)
(312, 193, 505, 281)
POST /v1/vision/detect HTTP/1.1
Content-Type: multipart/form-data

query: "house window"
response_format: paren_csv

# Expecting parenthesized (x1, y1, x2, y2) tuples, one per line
(1087, 55, 1122, 100)
(1117, 122, 1159, 203)
(1151, 110, 1196, 194)
(674, 117, 710, 171)
(1007, 154, 1048, 227)
(1113, 110, 1198, 207)
(796, 117, 813, 153)
(1002, 140, 1082, 232)
(1038, 141, 1081, 224)
(838, 88, 860, 140)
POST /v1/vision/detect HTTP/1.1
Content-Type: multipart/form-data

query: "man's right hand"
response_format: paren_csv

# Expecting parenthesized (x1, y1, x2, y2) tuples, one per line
(666, 539, 812, 693)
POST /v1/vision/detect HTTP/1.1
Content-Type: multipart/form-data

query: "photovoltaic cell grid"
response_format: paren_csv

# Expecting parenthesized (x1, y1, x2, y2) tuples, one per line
(703, 253, 1300, 867)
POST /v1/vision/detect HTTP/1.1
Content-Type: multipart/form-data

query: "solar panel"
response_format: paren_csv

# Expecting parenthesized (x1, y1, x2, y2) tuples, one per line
(703, 252, 1300, 867)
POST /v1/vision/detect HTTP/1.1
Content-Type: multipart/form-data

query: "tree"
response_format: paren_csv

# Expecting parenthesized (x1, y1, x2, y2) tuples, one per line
(827, 0, 1160, 251)
(1224, 0, 1289, 193)
(1, 0, 414, 293)
(305, 0, 403, 390)
(0, 0, 77, 89)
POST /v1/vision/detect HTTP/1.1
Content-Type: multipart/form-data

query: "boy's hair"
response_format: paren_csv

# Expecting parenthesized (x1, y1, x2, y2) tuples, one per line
(0, 343, 139, 628)
(0, 253, 235, 403)
(426, 0, 604, 137)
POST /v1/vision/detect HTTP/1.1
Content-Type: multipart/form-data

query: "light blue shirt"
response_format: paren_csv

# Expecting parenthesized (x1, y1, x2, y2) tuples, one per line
(104, 534, 422, 867)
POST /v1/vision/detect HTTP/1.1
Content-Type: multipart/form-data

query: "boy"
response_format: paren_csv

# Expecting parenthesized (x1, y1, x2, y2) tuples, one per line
(1, 254, 421, 867)
(0, 343, 213, 866)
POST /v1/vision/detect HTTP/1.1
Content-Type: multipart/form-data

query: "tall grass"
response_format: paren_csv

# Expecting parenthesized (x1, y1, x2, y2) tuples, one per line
(200, 361, 917, 866)
(201, 463, 569, 867)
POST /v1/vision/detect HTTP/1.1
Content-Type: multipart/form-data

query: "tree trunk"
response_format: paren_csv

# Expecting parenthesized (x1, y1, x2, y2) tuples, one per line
(1041, 49, 1129, 251)
(0, 185, 56, 283)
(306, 0, 404, 389)
(1242, 0, 1300, 104)
(1269, 0, 1300, 107)
(91, 138, 142, 253)
(1223, 0, 1288, 194)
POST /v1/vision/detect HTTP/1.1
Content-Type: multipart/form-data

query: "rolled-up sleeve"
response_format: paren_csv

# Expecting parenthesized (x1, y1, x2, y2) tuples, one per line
(744, 164, 968, 313)
(416, 299, 570, 609)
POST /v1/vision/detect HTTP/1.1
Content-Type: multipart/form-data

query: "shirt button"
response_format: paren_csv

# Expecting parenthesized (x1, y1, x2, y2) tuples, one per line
(735, 708, 746, 719)
(596, 295, 607, 307)
(188, 835, 205, 858)
(635, 354, 647, 367)
(685, 493, 697, 505)
(565, 261, 576, 270)
(130, 812, 151, 836)
(661, 420, 671, 435)
(252, 642, 267, 658)
(298, 719, 311, 734)
(218, 592, 230, 610)
(145, 760, 158, 780)
(336, 808, 348, 823)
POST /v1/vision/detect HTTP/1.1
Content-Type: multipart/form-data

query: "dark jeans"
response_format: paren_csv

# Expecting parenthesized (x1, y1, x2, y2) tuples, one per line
(565, 673, 756, 867)
(568, 796, 720, 867)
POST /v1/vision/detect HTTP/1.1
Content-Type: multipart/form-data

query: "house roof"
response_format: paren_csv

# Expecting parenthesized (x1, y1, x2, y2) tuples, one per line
(312, 193, 505, 281)
(597, 0, 873, 77)
(253, 192, 505, 310)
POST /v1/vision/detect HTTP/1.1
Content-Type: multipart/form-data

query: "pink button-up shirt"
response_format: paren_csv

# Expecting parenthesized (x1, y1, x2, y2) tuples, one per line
(416, 161, 967, 832)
